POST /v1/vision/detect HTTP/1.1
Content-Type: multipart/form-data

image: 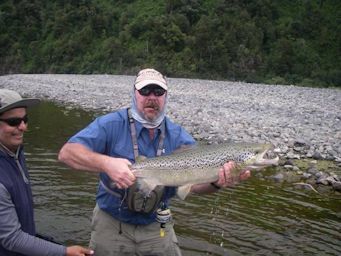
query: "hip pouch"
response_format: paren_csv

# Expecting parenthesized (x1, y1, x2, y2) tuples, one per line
(127, 182, 165, 214)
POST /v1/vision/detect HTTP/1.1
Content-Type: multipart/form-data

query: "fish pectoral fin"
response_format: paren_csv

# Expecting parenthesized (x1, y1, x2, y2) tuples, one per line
(176, 184, 193, 200)
(135, 155, 148, 163)
(136, 178, 158, 197)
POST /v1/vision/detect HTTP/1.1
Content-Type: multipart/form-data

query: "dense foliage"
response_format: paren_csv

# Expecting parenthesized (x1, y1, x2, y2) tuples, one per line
(1, 0, 340, 87)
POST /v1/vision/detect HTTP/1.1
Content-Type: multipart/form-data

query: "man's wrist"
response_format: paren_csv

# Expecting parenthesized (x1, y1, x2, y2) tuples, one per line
(210, 182, 221, 190)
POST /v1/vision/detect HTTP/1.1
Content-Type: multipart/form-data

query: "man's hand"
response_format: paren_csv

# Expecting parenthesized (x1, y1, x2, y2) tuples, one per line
(103, 157, 136, 189)
(66, 245, 94, 256)
(213, 161, 251, 188)
(191, 161, 251, 194)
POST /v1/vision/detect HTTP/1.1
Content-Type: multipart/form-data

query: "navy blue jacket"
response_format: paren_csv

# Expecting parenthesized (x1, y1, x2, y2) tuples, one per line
(0, 147, 36, 256)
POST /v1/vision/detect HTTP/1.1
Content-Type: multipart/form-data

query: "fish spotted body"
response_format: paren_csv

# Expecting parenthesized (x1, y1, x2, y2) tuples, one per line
(131, 143, 279, 199)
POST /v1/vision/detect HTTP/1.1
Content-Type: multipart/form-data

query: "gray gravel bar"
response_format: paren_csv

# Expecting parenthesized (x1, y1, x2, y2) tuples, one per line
(1, 74, 340, 162)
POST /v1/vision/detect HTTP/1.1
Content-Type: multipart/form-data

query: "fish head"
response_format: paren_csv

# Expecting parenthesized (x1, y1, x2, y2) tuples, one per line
(234, 143, 279, 170)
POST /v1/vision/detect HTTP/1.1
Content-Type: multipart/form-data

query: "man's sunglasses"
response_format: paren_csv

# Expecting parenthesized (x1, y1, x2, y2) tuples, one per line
(0, 115, 28, 127)
(138, 85, 166, 97)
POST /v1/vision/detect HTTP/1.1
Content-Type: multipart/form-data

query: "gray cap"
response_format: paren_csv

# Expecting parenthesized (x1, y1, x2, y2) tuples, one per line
(0, 89, 40, 114)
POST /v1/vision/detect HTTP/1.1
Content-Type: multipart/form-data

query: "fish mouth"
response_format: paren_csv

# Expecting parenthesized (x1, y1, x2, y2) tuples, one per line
(247, 144, 279, 170)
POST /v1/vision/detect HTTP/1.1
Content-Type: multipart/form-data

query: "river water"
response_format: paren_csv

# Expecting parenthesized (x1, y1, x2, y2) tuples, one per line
(25, 102, 341, 255)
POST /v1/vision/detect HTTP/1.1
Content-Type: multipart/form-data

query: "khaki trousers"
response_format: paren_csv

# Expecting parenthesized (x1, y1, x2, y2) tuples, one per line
(89, 205, 182, 256)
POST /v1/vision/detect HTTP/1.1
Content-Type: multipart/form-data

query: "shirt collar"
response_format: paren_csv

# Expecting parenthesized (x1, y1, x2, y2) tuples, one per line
(0, 142, 21, 158)
(134, 119, 163, 138)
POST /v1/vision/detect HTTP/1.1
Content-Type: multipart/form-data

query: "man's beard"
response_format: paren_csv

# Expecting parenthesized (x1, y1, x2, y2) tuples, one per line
(143, 101, 161, 121)
(131, 91, 167, 129)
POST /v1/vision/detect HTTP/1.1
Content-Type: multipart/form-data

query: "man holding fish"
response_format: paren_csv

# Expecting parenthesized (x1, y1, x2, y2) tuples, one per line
(59, 68, 276, 256)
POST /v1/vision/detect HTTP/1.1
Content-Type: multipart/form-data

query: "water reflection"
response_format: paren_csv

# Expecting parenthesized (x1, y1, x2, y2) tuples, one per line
(24, 102, 341, 255)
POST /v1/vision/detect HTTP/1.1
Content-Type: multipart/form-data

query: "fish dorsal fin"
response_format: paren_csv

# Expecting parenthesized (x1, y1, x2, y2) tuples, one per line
(135, 145, 196, 162)
(171, 144, 197, 155)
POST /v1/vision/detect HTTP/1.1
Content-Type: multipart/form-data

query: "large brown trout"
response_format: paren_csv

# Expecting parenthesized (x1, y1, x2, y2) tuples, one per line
(131, 143, 279, 199)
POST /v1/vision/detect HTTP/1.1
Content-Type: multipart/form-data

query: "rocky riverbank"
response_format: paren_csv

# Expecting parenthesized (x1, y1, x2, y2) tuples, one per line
(0, 74, 340, 192)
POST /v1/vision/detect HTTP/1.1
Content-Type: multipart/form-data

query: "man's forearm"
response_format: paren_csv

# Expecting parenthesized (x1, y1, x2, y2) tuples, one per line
(0, 184, 65, 256)
(58, 142, 108, 172)
(190, 182, 220, 194)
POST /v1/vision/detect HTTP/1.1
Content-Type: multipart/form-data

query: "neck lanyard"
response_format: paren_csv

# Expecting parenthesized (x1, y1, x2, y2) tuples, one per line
(128, 108, 165, 160)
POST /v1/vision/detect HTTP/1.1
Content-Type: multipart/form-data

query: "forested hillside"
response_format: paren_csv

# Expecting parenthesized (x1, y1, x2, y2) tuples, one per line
(1, 0, 340, 87)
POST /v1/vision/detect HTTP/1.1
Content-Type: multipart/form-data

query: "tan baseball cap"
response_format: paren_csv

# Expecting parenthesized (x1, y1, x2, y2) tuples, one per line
(134, 68, 167, 90)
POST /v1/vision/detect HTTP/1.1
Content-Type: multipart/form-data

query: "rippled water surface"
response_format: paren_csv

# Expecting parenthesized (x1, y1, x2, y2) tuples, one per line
(25, 102, 341, 255)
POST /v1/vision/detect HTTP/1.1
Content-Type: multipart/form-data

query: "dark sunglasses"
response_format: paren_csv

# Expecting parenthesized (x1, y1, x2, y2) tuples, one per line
(0, 115, 28, 127)
(138, 85, 166, 97)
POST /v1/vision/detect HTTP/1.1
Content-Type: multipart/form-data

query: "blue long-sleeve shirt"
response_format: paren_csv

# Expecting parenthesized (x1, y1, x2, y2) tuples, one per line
(68, 108, 196, 225)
